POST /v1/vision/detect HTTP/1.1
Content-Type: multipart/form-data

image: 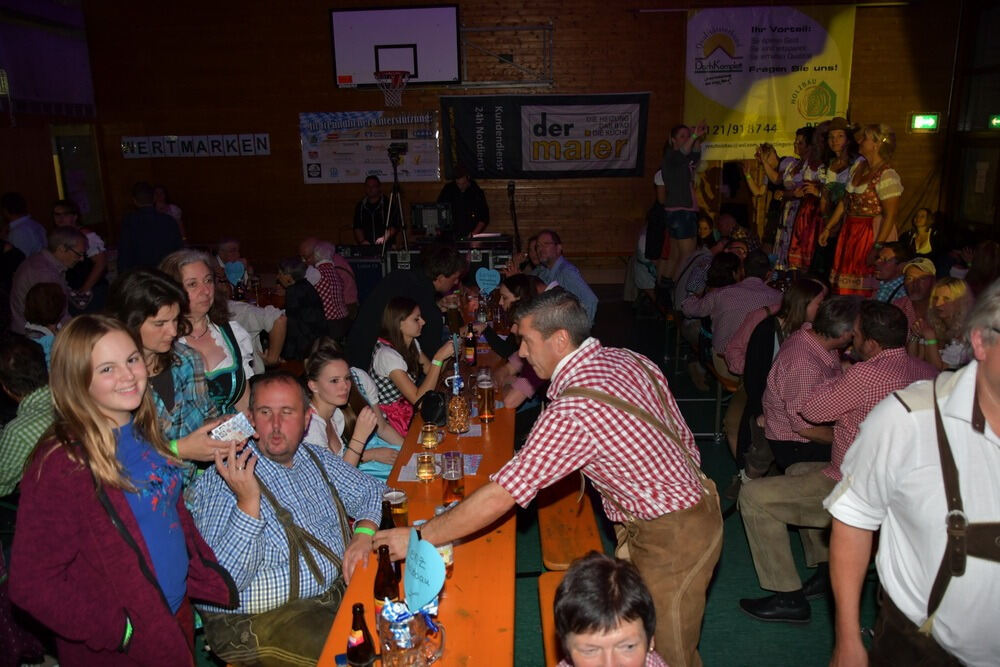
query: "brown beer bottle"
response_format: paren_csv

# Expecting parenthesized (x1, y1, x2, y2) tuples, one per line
(464, 323, 477, 365)
(346, 603, 376, 666)
(373, 544, 400, 612)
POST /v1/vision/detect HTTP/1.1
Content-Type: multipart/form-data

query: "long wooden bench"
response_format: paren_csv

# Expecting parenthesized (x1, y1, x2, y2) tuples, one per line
(536, 475, 605, 571)
(538, 571, 565, 667)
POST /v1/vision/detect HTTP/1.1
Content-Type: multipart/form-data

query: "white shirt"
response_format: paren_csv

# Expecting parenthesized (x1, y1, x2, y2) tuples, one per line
(304, 368, 380, 455)
(824, 362, 1000, 666)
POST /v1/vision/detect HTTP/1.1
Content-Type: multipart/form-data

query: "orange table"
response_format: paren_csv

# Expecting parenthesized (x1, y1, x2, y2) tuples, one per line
(319, 406, 517, 666)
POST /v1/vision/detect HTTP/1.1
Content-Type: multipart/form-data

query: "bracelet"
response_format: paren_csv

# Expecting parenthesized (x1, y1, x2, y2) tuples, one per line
(348, 446, 364, 455)
(354, 526, 375, 537)
(873, 242, 883, 249)
(120, 616, 133, 652)
(169, 439, 179, 456)
(922, 338, 939, 346)
(431, 359, 443, 367)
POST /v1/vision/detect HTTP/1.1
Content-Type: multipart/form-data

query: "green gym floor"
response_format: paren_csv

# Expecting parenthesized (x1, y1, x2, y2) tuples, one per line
(199, 285, 879, 666)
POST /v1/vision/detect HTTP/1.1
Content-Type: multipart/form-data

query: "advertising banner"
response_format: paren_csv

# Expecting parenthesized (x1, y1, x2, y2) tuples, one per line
(299, 111, 440, 184)
(684, 5, 856, 160)
(440, 93, 649, 179)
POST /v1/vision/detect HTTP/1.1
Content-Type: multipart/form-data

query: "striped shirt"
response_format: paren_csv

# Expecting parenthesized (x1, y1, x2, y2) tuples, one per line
(190, 441, 385, 614)
(492, 338, 703, 521)
(800, 347, 936, 481)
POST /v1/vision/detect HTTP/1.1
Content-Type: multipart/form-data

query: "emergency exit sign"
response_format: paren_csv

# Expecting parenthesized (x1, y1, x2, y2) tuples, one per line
(989, 115, 1000, 130)
(910, 113, 940, 132)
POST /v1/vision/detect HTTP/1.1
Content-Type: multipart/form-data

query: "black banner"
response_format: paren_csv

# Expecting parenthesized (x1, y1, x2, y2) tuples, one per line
(440, 93, 649, 179)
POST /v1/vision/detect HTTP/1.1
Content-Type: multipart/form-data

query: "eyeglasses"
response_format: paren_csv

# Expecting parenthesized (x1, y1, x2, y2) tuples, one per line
(63, 245, 85, 259)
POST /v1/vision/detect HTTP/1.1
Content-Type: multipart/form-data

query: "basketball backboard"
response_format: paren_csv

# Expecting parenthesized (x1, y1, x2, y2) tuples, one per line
(330, 5, 461, 87)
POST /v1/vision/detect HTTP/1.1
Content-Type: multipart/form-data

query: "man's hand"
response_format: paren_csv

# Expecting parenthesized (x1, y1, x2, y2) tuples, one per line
(829, 635, 869, 667)
(373, 527, 412, 561)
(174, 417, 230, 462)
(342, 533, 374, 584)
(214, 441, 260, 518)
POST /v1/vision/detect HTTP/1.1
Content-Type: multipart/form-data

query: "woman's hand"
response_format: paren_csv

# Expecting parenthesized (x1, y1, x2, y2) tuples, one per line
(173, 417, 230, 462)
(434, 340, 455, 364)
(694, 119, 708, 137)
(472, 321, 487, 335)
(363, 448, 399, 465)
(818, 228, 830, 247)
(355, 406, 379, 442)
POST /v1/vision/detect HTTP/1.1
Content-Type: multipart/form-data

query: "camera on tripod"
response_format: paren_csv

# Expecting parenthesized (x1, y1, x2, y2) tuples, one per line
(387, 142, 408, 163)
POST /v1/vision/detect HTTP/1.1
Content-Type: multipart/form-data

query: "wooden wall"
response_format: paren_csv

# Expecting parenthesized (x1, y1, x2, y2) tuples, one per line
(81, 0, 961, 280)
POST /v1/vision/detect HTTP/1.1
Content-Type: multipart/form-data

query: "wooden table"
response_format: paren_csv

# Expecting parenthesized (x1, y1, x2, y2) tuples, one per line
(318, 404, 517, 666)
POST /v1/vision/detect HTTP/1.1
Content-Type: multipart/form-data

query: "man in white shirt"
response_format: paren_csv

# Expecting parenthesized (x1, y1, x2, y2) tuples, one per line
(825, 280, 1000, 666)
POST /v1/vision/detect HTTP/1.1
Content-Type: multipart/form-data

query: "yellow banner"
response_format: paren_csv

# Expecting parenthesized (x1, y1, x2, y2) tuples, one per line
(684, 5, 856, 160)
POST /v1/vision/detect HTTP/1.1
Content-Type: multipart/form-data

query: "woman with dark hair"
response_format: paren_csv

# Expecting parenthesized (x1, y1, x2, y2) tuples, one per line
(899, 207, 948, 267)
(370, 297, 453, 435)
(661, 121, 709, 282)
(820, 123, 903, 295)
(304, 339, 402, 480)
(787, 123, 827, 271)
(106, 268, 224, 460)
(809, 117, 859, 279)
(764, 126, 814, 268)
(9, 315, 237, 664)
(159, 250, 255, 414)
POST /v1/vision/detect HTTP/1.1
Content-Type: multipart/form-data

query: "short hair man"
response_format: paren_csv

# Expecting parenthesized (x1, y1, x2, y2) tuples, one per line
(873, 241, 913, 303)
(191, 372, 385, 665)
(299, 236, 359, 316)
(0, 332, 53, 497)
(554, 552, 666, 667)
(436, 164, 489, 238)
(117, 181, 183, 271)
(346, 243, 465, 368)
(353, 175, 401, 245)
(9, 226, 86, 333)
(738, 301, 937, 623)
(0, 192, 46, 257)
(375, 289, 722, 666)
(532, 230, 599, 324)
(825, 280, 1000, 665)
(311, 241, 350, 338)
(215, 237, 253, 292)
(894, 257, 936, 338)
(761, 296, 859, 471)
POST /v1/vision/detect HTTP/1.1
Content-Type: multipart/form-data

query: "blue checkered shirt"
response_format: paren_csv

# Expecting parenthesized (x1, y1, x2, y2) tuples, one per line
(154, 342, 220, 440)
(874, 276, 907, 304)
(190, 441, 386, 614)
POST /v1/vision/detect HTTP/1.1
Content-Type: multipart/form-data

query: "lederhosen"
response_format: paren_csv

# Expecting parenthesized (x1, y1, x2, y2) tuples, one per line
(202, 448, 354, 666)
(871, 379, 1000, 665)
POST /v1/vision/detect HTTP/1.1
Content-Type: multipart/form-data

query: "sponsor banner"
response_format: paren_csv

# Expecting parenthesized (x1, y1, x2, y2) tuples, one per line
(121, 134, 270, 158)
(685, 5, 855, 160)
(440, 93, 648, 179)
(299, 111, 440, 184)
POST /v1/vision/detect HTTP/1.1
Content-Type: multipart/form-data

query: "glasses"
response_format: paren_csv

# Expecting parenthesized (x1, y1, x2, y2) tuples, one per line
(63, 245, 85, 259)
(875, 256, 897, 264)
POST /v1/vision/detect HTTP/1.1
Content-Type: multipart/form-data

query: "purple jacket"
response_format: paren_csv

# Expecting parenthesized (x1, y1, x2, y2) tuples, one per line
(9, 441, 238, 666)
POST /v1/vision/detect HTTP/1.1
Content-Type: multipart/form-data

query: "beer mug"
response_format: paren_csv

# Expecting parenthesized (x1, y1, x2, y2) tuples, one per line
(377, 614, 445, 666)
(441, 451, 465, 504)
(476, 378, 495, 424)
(416, 452, 439, 482)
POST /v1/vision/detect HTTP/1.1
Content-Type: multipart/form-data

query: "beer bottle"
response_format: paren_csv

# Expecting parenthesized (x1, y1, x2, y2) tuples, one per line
(346, 603, 376, 666)
(464, 324, 477, 366)
(379, 499, 394, 531)
(373, 545, 399, 612)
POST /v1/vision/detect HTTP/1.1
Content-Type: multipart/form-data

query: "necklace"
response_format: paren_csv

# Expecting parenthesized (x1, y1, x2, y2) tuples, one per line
(189, 318, 211, 340)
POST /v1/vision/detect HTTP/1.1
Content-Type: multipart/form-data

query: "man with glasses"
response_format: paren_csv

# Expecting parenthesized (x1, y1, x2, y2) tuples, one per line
(891, 258, 937, 354)
(873, 242, 913, 303)
(9, 226, 86, 333)
(532, 229, 599, 324)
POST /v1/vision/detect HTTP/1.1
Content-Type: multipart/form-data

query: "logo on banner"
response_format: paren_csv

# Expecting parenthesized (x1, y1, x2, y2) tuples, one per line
(306, 163, 322, 178)
(791, 80, 837, 120)
(693, 27, 744, 84)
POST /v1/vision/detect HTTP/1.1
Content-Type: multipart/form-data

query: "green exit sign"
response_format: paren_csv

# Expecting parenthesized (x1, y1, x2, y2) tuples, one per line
(911, 113, 940, 132)
(989, 115, 1000, 130)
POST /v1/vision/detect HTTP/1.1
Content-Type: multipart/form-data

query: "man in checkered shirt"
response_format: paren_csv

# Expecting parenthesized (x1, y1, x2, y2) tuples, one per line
(738, 301, 936, 624)
(191, 371, 384, 665)
(375, 289, 723, 667)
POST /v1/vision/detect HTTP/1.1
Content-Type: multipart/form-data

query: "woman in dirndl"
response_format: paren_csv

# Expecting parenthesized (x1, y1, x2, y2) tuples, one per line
(819, 124, 903, 296)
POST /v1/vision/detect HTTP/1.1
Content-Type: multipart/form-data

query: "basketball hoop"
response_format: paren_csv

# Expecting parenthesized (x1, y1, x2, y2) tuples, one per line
(374, 70, 410, 107)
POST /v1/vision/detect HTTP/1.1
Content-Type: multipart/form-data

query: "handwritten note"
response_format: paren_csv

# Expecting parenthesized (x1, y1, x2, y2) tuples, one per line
(405, 528, 446, 610)
(475, 267, 501, 295)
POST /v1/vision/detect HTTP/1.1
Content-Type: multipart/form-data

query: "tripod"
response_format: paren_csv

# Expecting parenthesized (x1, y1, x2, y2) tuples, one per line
(384, 152, 408, 257)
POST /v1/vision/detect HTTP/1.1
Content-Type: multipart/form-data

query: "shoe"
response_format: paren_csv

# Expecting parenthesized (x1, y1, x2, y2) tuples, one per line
(738, 594, 811, 623)
(802, 567, 830, 600)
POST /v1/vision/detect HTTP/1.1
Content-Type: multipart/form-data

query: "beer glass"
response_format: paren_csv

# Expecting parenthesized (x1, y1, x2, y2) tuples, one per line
(441, 451, 465, 504)
(417, 452, 438, 482)
(476, 380, 495, 424)
(420, 424, 441, 450)
(384, 489, 409, 527)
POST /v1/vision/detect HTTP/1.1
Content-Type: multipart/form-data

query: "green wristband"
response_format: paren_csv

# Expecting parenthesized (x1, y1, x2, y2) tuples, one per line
(431, 359, 443, 367)
(354, 526, 375, 537)
(120, 616, 133, 651)
(169, 439, 179, 456)
(922, 338, 939, 346)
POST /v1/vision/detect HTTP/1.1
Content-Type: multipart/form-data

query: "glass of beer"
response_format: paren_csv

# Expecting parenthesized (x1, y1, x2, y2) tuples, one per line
(420, 424, 441, 450)
(416, 452, 438, 482)
(477, 379, 495, 423)
(384, 489, 409, 527)
(441, 451, 465, 504)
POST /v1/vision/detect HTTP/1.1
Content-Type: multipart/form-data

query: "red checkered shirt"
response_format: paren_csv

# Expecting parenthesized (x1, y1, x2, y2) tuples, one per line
(762, 326, 842, 443)
(799, 347, 936, 481)
(315, 260, 348, 320)
(491, 338, 704, 521)
(681, 277, 782, 357)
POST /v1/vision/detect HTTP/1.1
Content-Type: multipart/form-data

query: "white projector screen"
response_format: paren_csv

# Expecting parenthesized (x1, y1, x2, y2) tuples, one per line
(330, 5, 461, 87)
